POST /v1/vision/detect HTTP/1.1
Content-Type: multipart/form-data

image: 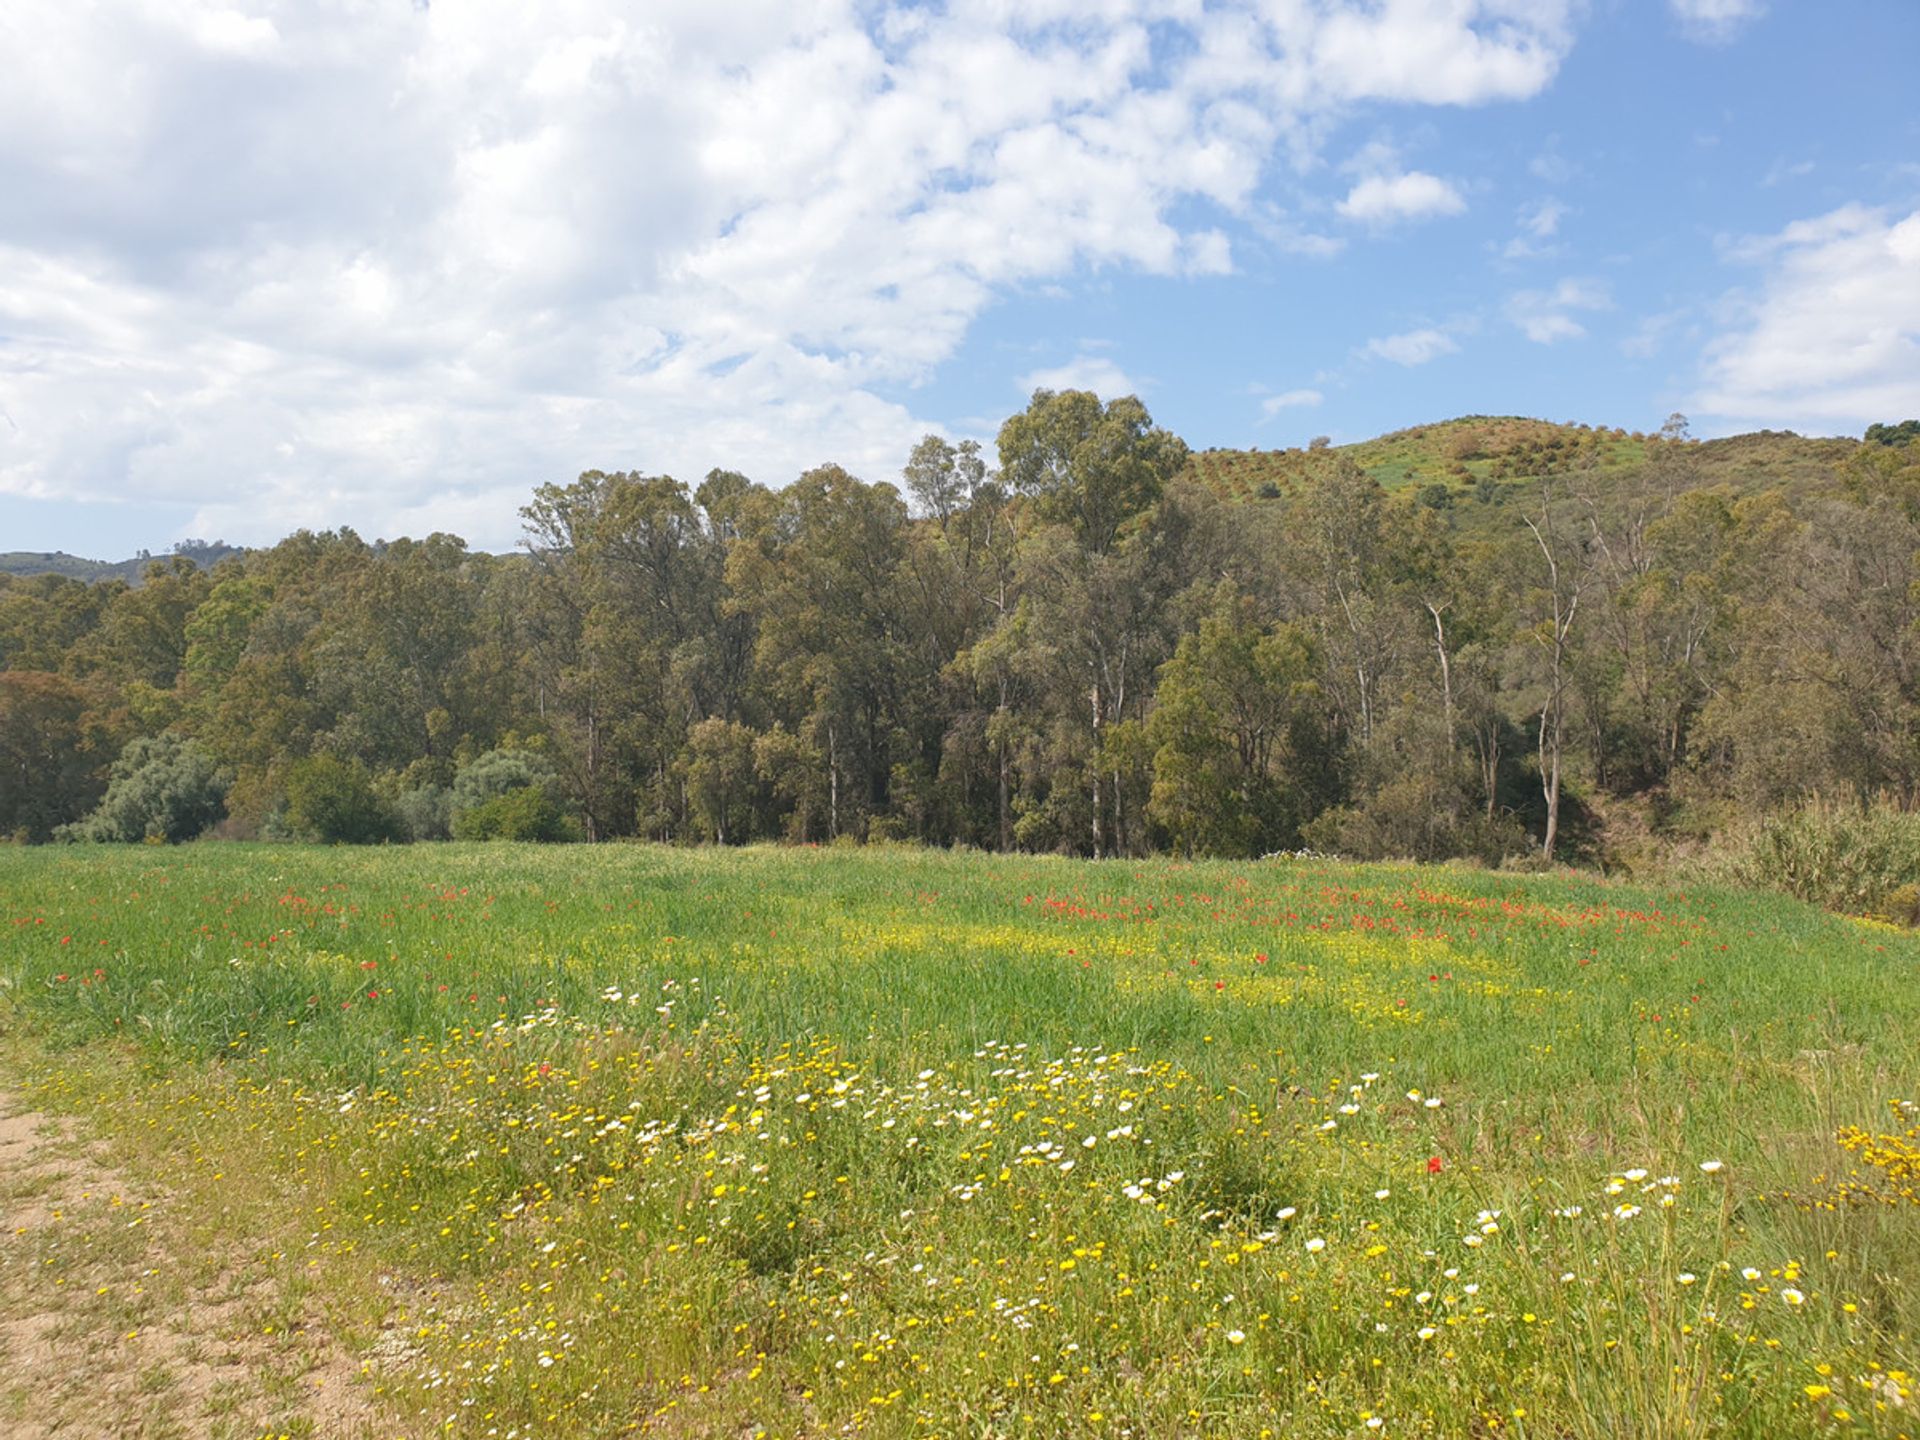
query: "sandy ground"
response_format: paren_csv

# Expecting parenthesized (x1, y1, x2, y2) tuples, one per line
(0, 1091, 397, 1439)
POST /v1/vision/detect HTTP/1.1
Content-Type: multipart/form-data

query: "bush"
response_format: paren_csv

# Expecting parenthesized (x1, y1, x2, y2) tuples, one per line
(1727, 797, 1920, 918)
(395, 783, 452, 842)
(451, 785, 576, 842)
(62, 734, 227, 843)
(452, 749, 559, 811)
(1302, 778, 1528, 866)
(284, 756, 403, 844)
(447, 749, 572, 841)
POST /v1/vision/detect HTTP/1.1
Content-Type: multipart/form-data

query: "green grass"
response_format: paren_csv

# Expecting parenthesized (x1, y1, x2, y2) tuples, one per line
(1, 842, 1916, 1438)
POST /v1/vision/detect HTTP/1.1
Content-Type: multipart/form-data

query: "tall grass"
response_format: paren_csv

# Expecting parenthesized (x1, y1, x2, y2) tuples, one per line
(1725, 795, 1920, 922)
(0, 842, 1915, 1437)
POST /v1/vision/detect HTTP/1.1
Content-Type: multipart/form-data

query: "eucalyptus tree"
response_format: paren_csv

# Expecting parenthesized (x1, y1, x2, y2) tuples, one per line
(993, 390, 1189, 856)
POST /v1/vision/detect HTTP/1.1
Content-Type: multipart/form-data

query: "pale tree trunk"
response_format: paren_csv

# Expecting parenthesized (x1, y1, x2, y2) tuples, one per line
(828, 721, 840, 840)
(1427, 601, 1455, 751)
(996, 678, 1011, 852)
(1526, 501, 1586, 864)
(1539, 702, 1563, 860)
(1090, 684, 1103, 860)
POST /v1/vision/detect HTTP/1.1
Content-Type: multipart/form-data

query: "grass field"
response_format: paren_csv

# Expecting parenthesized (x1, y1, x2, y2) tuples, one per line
(1, 843, 1915, 1439)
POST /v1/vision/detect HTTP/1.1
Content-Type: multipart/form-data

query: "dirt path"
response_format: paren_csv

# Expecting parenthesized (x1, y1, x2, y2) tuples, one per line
(0, 1091, 397, 1439)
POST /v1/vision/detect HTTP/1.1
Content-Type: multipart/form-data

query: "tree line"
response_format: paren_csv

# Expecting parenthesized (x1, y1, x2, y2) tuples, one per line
(4, 391, 1917, 864)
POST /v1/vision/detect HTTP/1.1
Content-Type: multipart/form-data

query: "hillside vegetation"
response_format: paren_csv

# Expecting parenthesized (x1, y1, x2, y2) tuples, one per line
(0, 539, 245, 586)
(3, 398, 1915, 888)
(1186, 416, 1856, 506)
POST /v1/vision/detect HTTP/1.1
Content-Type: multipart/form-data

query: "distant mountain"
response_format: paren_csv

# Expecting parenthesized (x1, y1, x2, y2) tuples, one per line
(0, 540, 246, 586)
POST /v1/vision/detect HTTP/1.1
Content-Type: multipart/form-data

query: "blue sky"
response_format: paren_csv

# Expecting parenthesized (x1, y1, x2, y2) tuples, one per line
(2, 0, 1916, 556)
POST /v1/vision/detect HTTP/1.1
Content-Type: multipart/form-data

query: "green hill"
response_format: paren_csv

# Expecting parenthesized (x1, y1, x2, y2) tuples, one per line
(1185, 415, 1858, 503)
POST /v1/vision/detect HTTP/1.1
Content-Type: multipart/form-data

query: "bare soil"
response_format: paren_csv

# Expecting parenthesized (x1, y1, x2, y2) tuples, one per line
(0, 1092, 397, 1439)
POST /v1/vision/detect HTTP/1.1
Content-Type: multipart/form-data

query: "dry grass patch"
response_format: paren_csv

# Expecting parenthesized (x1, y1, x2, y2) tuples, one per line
(0, 1086, 399, 1440)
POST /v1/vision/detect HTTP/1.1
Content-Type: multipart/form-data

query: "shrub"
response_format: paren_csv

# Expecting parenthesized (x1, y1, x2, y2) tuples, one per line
(448, 749, 573, 841)
(1728, 796, 1920, 918)
(452, 749, 558, 810)
(451, 785, 576, 842)
(395, 783, 452, 842)
(1302, 776, 1528, 866)
(284, 756, 403, 844)
(63, 734, 227, 843)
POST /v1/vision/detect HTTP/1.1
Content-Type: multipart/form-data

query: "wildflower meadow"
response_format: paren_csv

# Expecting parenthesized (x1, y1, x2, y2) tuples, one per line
(1, 842, 1915, 1439)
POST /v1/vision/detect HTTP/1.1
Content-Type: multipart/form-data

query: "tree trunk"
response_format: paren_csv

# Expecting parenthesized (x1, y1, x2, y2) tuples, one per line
(583, 694, 600, 843)
(996, 683, 1011, 852)
(1427, 602, 1455, 750)
(1090, 685, 1103, 860)
(1478, 726, 1501, 820)
(1540, 702, 1563, 862)
(828, 721, 840, 840)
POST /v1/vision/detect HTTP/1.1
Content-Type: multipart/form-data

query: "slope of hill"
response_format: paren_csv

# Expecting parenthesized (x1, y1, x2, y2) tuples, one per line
(0, 542, 246, 585)
(1185, 415, 1858, 504)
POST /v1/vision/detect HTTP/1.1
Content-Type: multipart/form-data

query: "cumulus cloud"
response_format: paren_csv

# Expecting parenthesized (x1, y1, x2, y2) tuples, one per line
(1670, 0, 1765, 42)
(1506, 278, 1611, 343)
(0, 0, 1578, 546)
(1695, 204, 1920, 428)
(1337, 171, 1467, 225)
(1365, 328, 1460, 366)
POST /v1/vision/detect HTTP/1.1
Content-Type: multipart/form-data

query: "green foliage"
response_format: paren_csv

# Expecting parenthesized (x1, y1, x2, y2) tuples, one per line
(1304, 778, 1529, 865)
(450, 783, 576, 842)
(1146, 591, 1334, 855)
(997, 388, 1188, 554)
(446, 748, 571, 841)
(63, 733, 227, 843)
(451, 748, 558, 812)
(684, 716, 758, 843)
(395, 783, 452, 842)
(283, 755, 403, 844)
(0, 670, 120, 841)
(1727, 796, 1920, 918)
(0, 406, 1900, 879)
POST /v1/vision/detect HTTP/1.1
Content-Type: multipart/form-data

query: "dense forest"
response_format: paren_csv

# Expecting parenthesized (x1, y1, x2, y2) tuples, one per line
(4, 394, 1918, 867)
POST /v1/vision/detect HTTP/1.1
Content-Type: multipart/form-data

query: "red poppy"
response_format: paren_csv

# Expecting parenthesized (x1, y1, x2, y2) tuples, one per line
(1427, 1156, 1444, 1174)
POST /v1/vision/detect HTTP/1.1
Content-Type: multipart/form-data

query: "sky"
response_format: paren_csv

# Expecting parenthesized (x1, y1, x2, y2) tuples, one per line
(1, 0, 1917, 557)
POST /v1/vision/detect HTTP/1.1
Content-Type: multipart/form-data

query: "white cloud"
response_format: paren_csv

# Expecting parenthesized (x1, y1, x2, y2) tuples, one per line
(1020, 353, 1142, 399)
(1365, 328, 1459, 366)
(0, 0, 1578, 546)
(1261, 388, 1324, 414)
(1502, 197, 1567, 258)
(1520, 198, 1568, 240)
(1670, 0, 1765, 42)
(1506, 277, 1611, 343)
(1337, 171, 1467, 225)
(1696, 204, 1920, 427)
